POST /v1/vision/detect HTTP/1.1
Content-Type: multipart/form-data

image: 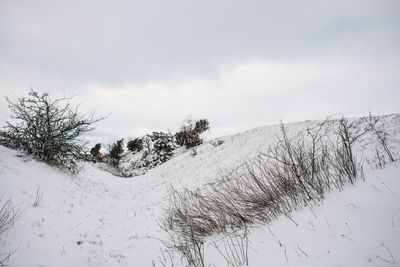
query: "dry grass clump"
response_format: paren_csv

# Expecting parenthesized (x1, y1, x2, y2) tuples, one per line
(161, 115, 395, 266)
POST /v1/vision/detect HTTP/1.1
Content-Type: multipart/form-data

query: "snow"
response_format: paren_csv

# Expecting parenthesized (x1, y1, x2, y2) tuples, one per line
(205, 166, 400, 266)
(1, 114, 399, 266)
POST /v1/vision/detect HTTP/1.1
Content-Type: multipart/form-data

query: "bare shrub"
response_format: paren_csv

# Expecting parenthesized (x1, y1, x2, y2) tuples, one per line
(4, 90, 103, 173)
(363, 113, 395, 162)
(334, 118, 366, 181)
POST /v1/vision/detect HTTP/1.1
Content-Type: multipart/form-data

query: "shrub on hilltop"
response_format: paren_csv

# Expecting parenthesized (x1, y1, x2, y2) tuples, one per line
(175, 118, 210, 149)
(3, 90, 103, 172)
(139, 132, 175, 169)
(90, 143, 102, 161)
(108, 139, 124, 167)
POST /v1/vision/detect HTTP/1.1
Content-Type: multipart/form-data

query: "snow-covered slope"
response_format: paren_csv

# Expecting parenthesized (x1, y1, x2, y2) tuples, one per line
(1, 114, 399, 266)
(206, 165, 400, 266)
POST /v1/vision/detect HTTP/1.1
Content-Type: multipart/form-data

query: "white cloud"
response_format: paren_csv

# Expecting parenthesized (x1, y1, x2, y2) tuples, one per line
(67, 58, 399, 143)
(0, 0, 399, 142)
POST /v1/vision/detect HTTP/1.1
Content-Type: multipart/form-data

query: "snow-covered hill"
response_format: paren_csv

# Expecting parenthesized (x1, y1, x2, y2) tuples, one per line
(1, 114, 399, 266)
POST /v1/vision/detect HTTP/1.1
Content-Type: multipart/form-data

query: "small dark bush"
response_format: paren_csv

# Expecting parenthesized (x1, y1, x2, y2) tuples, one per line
(108, 139, 124, 166)
(150, 132, 175, 164)
(175, 118, 210, 149)
(175, 131, 202, 148)
(90, 143, 102, 160)
(194, 119, 210, 133)
(127, 138, 143, 152)
(138, 132, 175, 169)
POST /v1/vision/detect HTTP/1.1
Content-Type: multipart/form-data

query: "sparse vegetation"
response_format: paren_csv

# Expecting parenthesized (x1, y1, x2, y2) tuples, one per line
(0, 111, 399, 266)
(212, 226, 249, 267)
(3, 90, 103, 173)
(92, 118, 210, 176)
(363, 113, 395, 162)
(209, 138, 224, 147)
(162, 116, 384, 265)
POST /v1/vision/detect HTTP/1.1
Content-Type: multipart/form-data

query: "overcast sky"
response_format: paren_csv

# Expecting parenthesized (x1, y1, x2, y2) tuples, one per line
(1, 0, 399, 144)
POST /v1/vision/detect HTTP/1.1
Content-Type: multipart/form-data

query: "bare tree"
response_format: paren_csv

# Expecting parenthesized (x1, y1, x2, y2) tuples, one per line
(4, 90, 103, 172)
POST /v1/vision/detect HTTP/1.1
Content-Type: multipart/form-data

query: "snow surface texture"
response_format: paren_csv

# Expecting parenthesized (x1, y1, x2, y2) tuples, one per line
(0, 114, 399, 266)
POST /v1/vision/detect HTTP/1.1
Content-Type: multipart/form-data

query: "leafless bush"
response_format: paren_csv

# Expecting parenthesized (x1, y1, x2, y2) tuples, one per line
(0, 197, 21, 266)
(363, 113, 395, 162)
(4, 90, 103, 173)
(334, 118, 367, 181)
(262, 121, 330, 202)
